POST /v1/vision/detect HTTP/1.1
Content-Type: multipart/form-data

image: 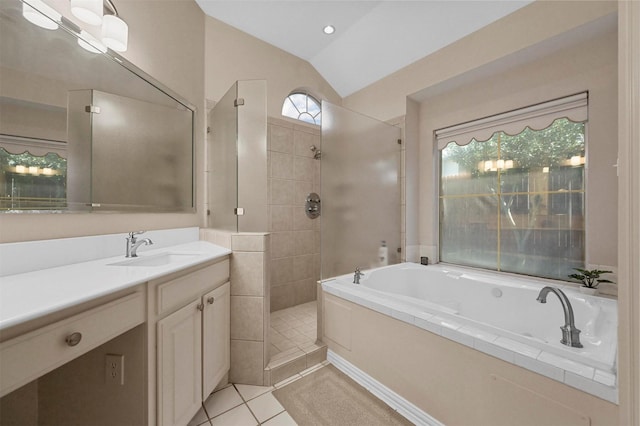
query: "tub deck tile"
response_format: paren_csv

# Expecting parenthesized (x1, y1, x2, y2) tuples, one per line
(494, 337, 541, 359)
(538, 351, 595, 379)
(515, 353, 564, 382)
(593, 369, 616, 387)
(458, 325, 499, 343)
(474, 339, 516, 364)
(441, 326, 475, 347)
(428, 315, 462, 331)
(564, 371, 618, 403)
(414, 316, 441, 335)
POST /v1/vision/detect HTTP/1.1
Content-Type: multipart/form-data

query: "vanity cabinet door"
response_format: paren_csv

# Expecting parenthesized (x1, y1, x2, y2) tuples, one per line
(202, 281, 230, 399)
(157, 299, 202, 426)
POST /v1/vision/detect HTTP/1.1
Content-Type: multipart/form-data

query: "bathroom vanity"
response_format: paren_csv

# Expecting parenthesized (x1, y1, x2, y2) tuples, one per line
(0, 230, 231, 426)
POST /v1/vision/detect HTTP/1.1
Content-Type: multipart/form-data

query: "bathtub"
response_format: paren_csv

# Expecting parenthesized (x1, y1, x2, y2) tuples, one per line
(321, 262, 618, 402)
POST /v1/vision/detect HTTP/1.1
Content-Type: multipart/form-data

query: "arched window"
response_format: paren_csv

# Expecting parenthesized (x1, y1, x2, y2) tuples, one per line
(281, 92, 321, 125)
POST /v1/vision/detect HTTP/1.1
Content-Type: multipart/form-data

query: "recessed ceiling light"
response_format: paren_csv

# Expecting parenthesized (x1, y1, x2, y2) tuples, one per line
(323, 25, 335, 35)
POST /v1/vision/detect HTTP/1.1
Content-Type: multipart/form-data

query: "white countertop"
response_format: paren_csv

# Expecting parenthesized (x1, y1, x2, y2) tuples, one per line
(0, 241, 231, 331)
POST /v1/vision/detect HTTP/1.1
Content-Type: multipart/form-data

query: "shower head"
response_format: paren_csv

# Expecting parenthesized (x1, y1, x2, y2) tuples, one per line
(310, 145, 322, 160)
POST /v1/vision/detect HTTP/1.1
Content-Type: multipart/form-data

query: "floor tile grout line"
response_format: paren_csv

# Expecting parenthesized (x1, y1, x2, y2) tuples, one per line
(204, 396, 245, 423)
(200, 400, 213, 426)
(256, 407, 286, 425)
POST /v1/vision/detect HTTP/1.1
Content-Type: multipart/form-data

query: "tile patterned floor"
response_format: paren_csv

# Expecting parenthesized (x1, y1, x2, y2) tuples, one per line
(269, 301, 317, 358)
(188, 361, 330, 426)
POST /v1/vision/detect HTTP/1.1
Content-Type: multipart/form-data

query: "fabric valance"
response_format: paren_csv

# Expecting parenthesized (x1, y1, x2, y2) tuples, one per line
(0, 134, 67, 158)
(435, 92, 588, 150)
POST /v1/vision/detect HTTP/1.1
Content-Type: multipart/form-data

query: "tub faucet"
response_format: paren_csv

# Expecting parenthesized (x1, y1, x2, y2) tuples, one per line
(353, 267, 364, 284)
(126, 231, 154, 258)
(536, 286, 583, 348)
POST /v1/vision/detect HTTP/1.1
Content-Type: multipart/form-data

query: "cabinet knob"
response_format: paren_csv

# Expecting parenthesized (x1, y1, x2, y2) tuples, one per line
(207, 296, 215, 305)
(65, 332, 82, 347)
(197, 303, 205, 312)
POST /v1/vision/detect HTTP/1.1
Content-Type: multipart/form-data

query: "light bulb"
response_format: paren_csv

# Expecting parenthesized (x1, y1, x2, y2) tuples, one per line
(323, 25, 335, 35)
(102, 14, 128, 52)
(22, 0, 61, 30)
(70, 0, 103, 26)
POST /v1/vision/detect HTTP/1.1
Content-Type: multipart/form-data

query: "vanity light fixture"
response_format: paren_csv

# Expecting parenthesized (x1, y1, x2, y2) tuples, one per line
(102, 13, 128, 52)
(75, 0, 128, 52)
(22, 0, 61, 30)
(22, 0, 129, 52)
(323, 25, 335, 35)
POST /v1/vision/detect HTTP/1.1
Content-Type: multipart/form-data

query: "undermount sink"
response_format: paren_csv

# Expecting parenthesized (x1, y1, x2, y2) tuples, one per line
(108, 252, 202, 267)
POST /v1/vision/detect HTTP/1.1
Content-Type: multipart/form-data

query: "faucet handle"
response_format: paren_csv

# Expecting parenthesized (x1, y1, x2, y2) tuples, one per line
(128, 231, 145, 239)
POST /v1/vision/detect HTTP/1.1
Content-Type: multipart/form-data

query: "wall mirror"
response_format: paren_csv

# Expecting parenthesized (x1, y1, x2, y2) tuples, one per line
(0, 0, 195, 213)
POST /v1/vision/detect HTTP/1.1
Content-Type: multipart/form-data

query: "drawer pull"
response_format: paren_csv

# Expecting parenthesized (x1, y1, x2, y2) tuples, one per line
(207, 296, 215, 305)
(197, 303, 205, 312)
(65, 332, 82, 347)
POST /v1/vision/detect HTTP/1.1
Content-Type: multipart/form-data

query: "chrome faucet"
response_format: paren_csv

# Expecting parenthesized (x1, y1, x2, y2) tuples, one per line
(125, 231, 153, 258)
(536, 286, 583, 348)
(353, 267, 364, 284)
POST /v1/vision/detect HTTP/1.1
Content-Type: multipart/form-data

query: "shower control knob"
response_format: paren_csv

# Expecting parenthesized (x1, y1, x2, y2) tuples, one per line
(305, 192, 321, 219)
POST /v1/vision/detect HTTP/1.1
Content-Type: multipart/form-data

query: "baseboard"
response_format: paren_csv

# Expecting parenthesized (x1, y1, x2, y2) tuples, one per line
(327, 349, 444, 426)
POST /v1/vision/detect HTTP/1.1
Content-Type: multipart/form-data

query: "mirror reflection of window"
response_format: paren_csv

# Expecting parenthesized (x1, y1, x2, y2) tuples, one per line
(0, 148, 67, 211)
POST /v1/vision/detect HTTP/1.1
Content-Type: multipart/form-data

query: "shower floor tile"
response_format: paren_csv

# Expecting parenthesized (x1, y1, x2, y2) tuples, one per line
(270, 302, 317, 358)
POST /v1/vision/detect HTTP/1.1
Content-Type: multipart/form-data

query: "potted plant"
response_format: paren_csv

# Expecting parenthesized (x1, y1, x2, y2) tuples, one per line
(568, 268, 614, 295)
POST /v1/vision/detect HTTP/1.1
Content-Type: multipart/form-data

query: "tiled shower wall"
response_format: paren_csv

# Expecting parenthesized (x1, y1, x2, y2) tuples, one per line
(268, 117, 321, 312)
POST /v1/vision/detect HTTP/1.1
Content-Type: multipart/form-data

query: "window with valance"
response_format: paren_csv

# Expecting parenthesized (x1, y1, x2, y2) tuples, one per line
(437, 93, 587, 280)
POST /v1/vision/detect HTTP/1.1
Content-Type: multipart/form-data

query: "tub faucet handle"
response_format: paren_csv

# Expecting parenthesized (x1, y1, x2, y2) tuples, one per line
(353, 267, 364, 284)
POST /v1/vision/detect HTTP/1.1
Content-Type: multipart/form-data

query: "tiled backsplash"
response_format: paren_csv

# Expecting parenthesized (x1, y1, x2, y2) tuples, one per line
(268, 117, 321, 311)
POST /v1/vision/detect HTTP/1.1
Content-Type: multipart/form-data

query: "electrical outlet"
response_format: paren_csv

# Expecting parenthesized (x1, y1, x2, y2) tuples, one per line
(105, 354, 124, 386)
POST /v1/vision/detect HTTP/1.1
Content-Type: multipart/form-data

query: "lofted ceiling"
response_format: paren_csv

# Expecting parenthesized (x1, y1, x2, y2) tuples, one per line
(194, 0, 533, 98)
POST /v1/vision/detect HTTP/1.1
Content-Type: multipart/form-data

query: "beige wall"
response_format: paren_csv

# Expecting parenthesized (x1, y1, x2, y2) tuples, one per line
(203, 17, 341, 118)
(418, 24, 618, 270)
(0, 0, 206, 243)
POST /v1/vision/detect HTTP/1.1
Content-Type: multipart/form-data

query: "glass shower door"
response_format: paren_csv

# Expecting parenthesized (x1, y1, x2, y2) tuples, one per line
(321, 102, 401, 279)
(208, 80, 267, 232)
(208, 83, 238, 231)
